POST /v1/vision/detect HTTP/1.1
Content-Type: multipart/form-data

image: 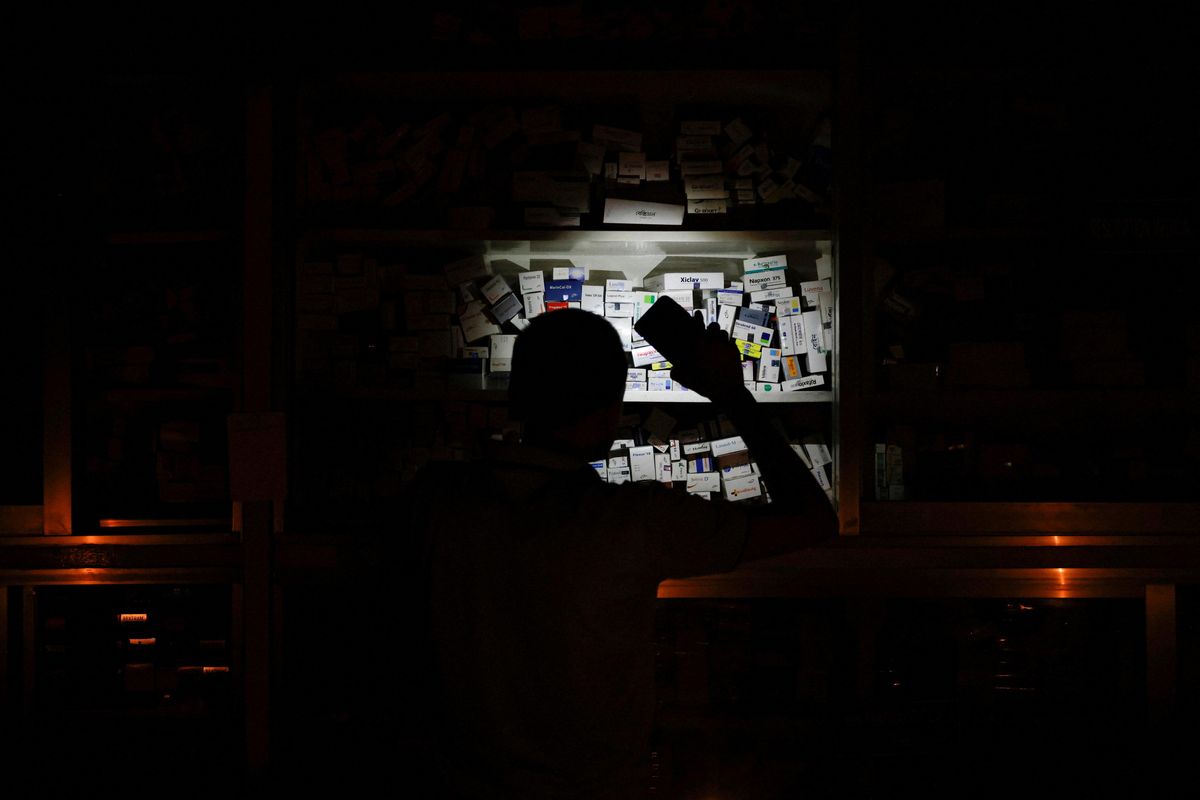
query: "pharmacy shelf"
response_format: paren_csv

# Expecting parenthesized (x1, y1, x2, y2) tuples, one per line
(302, 228, 833, 260)
(870, 388, 1193, 425)
(624, 390, 832, 404)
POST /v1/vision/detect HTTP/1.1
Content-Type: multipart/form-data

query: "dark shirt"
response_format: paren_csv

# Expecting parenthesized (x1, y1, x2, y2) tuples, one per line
(411, 441, 748, 799)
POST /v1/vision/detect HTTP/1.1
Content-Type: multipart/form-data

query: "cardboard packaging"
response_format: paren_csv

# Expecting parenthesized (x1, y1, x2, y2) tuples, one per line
(553, 266, 588, 281)
(580, 285, 605, 314)
(655, 452, 673, 483)
(545, 280, 583, 302)
(737, 307, 771, 328)
(750, 287, 793, 303)
(686, 472, 721, 494)
(691, 199, 724, 214)
(757, 348, 782, 382)
(523, 292, 546, 318)
(721, 464, 754, 481)
(489, 335, 517, 372)
(629, 445, 656, 482)
(607, 455, 631, 484)
(480, 275, 512, 305)
(491, 293, 522, 323)
(717, 289, 744, 306)
(744, 255, 787, 271)
(781, 375, 826, 391)
(732, 321, 774, 347)
(743, 268, 787, 292)
(647, 374, 672, 391)
(519, 271, 546, 294)
(735, 341, 763, 359)
(710, 436, 748, 458)
(722, 474, 762, 501)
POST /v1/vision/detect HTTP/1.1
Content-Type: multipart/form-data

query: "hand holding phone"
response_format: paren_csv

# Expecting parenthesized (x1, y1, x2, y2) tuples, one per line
(634, 296, 745, 404)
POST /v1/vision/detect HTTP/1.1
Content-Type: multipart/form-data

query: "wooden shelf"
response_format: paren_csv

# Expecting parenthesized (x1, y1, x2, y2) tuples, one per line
(860, 502, 1200, 534)
(0, 533, 242, 583)
(870, 388, 1193, 424)
(659, 534, 1200, 599)
(867, 225, 1062, 244)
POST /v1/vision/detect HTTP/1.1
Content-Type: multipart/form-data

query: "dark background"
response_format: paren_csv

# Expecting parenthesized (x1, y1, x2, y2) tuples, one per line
(2, 2, 1196, 796)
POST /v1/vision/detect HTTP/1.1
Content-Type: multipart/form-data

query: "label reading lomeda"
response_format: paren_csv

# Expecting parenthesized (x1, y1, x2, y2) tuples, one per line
(781, 375, 826, 391)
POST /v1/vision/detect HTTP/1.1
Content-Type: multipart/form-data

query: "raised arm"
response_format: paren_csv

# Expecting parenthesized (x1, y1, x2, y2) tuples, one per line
(669, 315, 840, 561)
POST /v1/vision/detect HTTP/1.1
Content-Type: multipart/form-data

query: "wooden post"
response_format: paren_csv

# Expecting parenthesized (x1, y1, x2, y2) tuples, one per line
(43, 298, 71, 535)
(241, 81, 275, 775)
(241, 500, 273, 774)
(22, 587, 37, 717)
(834, 1, 864, 534)
(1145, 583, 1177, 724)
(0, 588, 8, 711)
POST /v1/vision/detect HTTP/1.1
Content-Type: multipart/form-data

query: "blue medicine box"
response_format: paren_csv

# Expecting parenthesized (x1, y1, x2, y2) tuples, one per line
(544, 280, 583, 302)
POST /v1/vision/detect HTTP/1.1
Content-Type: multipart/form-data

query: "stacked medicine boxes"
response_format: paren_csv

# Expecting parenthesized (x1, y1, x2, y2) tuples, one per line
(448, 252, 834, 504)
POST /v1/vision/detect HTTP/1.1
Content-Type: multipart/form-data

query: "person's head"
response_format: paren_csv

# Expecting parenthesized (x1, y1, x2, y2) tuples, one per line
(508, 309, 626, 460)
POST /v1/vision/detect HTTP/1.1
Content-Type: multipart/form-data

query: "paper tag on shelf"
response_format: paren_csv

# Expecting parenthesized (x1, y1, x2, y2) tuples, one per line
(603, 198, 685, 226)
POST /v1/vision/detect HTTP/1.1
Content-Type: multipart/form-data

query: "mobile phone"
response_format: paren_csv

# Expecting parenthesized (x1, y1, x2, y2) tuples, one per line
(633, 295, 705, 368)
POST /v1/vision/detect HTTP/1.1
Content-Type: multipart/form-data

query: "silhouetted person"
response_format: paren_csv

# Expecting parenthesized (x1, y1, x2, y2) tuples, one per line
(408, 309, 837, 798)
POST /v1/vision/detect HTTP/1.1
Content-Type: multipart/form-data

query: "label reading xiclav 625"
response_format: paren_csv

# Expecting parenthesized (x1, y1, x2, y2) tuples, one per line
(643, 273, 725, 292)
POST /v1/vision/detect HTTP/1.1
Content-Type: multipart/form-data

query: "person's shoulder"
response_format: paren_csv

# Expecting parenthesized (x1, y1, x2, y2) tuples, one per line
(598, 478, 678, 506)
